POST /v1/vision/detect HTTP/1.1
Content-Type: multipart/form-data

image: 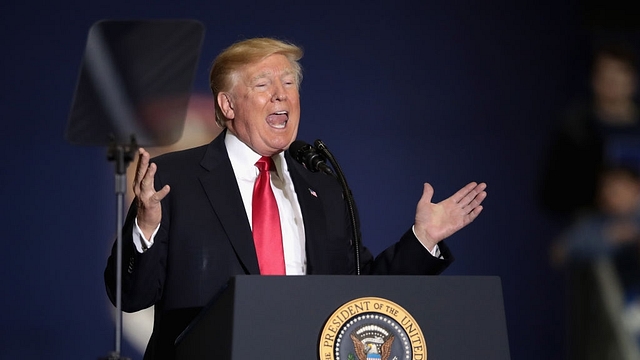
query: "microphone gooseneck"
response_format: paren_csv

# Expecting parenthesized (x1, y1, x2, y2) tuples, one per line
(289, 139, 362, 275)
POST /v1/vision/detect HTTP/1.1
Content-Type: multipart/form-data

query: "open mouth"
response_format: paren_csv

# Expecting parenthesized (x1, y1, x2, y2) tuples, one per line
(266, 110, 289, 129)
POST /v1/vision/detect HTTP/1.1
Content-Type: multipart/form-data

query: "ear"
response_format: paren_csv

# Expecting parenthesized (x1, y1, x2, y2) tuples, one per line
(217, 92, 235, 120)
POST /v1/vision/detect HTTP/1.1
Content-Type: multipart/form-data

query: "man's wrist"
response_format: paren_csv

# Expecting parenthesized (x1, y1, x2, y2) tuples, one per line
(134, 217, 160, 252)
(411, 225, 442, 258)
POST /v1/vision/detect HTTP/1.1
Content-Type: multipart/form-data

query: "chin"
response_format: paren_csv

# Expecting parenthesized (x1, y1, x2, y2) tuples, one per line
(271, 133, 296, 147)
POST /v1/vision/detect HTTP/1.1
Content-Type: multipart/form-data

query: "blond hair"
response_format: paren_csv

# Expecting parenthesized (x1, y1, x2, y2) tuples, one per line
(209, 37, 303, 127)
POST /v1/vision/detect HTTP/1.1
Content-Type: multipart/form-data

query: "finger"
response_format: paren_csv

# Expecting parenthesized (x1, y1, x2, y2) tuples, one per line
(451, 182, 478, 203)
(467, 205, 484, 222)
(154, 185, 171, 202)
(140, 162, 158, 192)
(457, 182, 487, 205)
(143, 185, 170, 210)
(463, 190, 488, 211)
(133, 148, 150, 192)
(452, 182, 479, 203)
(476, 182, 487, 192)
(135, 148, 149, 174)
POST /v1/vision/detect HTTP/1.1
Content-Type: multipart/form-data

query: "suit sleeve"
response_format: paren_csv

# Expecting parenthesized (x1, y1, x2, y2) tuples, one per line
(366, 228, 453, 275)
(104, 178, 171, 313)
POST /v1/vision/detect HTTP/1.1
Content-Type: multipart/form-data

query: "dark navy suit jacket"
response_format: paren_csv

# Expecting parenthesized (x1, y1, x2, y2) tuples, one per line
(105, 131, 453, 359)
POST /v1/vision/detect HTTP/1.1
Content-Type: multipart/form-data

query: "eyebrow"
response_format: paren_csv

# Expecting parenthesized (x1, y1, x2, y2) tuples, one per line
(250, 68, 296, 83)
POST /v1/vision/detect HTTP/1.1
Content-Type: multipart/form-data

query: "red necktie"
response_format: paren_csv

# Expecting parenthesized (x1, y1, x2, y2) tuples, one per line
(252, 156, 285, 275)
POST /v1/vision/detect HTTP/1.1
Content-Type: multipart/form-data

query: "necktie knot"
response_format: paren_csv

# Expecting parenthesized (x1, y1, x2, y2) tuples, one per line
(255, 156, 275, 173)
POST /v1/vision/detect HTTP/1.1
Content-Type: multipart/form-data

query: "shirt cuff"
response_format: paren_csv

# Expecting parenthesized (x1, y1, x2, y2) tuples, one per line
(133, 218, 160, 253)
(412, 225, 442, 259)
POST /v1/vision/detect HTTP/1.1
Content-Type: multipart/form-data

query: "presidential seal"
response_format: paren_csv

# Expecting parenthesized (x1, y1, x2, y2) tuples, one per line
(319, 297, 427, 360)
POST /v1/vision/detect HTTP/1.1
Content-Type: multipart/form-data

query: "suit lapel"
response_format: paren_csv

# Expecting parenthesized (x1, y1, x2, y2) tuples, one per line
(198, 132, 260, 274)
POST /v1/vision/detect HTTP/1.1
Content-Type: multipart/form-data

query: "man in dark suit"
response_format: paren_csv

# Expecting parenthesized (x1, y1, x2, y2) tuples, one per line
(105, 37, 487, 360)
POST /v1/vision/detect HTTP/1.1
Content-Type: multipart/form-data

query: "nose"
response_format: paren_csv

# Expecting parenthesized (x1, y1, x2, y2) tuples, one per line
(271, 81, 287, 102)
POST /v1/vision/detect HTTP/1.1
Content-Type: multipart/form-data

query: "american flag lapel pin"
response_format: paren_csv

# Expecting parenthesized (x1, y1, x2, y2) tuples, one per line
(308, 188, 318, 198)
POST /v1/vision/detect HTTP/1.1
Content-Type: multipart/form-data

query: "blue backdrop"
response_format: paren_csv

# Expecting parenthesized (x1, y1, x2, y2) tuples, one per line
(1, 1, 638, 359)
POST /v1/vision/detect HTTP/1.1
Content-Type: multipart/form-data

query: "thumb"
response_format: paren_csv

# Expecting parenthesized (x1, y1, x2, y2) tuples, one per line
(422, 183, 434, 203)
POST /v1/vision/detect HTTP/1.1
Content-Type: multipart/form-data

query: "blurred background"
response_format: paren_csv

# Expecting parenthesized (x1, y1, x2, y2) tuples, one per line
(1, 0, 640, 359)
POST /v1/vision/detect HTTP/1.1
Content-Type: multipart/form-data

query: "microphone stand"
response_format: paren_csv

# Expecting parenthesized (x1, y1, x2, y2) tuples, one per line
(314, 140, 362, 275)
(100, 135, 137, 360)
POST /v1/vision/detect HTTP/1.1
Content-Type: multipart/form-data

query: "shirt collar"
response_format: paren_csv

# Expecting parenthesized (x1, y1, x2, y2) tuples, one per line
(224, 131, 286, 181)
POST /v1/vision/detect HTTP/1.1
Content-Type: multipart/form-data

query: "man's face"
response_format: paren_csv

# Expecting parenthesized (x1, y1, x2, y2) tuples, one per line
(221, 54, 300, 156)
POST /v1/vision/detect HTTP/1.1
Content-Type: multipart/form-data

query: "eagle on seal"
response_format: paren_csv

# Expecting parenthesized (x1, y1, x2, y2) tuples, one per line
(350, 332, 394, 360)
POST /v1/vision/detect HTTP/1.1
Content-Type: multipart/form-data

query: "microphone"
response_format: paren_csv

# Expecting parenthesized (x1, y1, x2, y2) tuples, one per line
(289, 140, 334, 176)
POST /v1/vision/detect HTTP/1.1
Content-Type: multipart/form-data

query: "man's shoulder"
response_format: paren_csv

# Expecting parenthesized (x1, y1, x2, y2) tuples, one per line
(152, 143, 210, 165)
(152, 130, 226, 165)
